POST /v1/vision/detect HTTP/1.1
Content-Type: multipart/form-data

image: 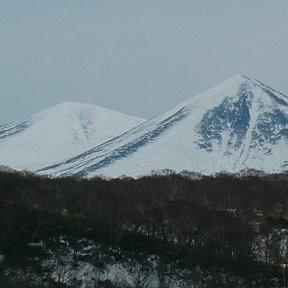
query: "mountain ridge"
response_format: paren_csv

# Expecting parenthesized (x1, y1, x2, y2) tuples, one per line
(38, 75, 288, 178)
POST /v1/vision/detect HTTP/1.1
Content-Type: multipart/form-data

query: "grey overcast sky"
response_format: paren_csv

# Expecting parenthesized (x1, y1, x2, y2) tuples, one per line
(1, 0, 288, 124)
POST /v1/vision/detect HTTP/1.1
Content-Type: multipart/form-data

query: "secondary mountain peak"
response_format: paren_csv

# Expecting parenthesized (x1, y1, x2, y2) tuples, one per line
(32, 101, 144, 121)
(0, 102, 145, 171)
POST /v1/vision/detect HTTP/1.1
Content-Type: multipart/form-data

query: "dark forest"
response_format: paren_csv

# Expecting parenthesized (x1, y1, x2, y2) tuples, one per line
(0, 169, 288, 287)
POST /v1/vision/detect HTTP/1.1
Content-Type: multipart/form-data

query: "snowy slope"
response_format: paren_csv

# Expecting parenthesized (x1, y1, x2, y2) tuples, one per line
(39, 75, 288, 178)
(0, 102, 145, 170)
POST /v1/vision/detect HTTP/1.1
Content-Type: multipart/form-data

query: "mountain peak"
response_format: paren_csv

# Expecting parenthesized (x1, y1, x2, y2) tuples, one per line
(226, 74, 249, 81)
(215, 74, 255, 89)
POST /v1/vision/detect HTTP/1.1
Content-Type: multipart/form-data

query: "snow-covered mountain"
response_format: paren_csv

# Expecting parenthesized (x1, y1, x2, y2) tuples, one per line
(0, 102, 145, 170)
(38, 75, 288, 178)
